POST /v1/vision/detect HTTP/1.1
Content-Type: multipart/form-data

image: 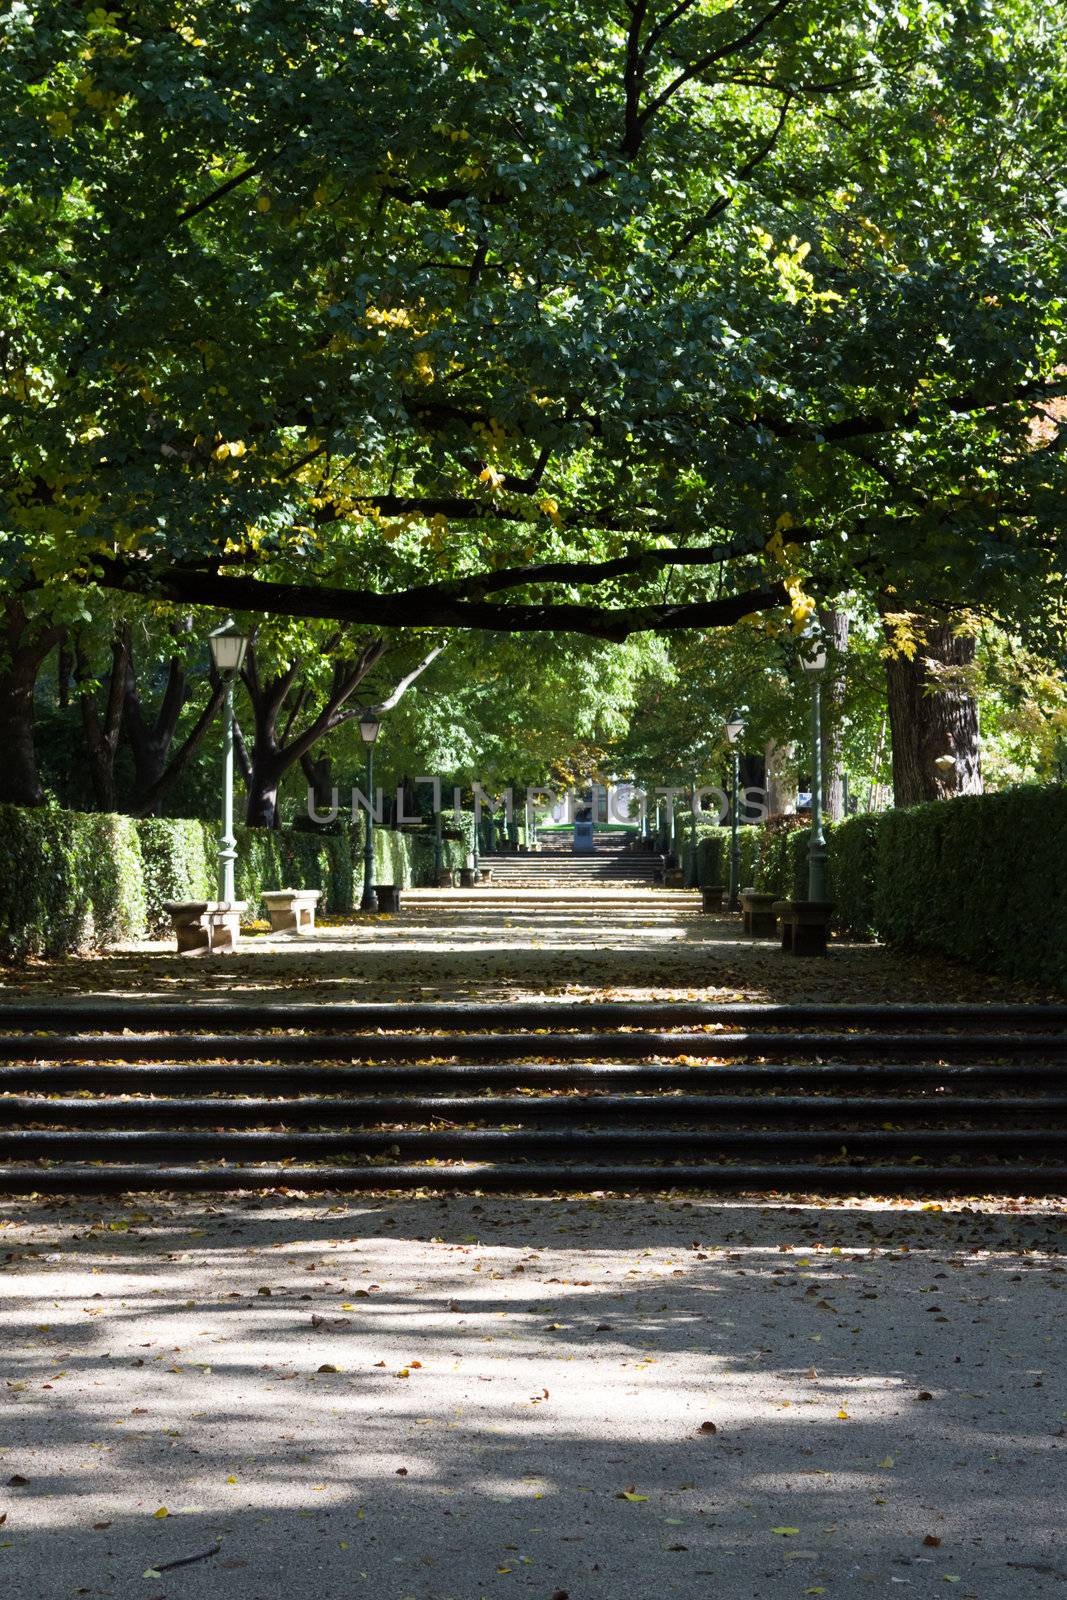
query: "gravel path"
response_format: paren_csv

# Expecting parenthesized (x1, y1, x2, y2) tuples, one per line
(0, 889, 1054, 1006)
(1, 1194, 1064, 1600)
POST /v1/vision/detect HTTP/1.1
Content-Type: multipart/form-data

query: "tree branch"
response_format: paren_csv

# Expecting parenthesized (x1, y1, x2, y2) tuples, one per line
(95, 559, 789, 642)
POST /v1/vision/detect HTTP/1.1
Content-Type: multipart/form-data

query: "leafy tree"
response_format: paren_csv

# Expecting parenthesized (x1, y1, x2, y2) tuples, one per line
(2, 0, 1063, 653)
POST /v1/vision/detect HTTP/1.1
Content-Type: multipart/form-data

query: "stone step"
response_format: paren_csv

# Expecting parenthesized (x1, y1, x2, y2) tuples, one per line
(0, 1003, 1063, 1194)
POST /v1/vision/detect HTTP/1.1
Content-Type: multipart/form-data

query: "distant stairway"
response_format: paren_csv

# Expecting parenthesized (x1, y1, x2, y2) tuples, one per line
(0, 1000, 1065, 1195)
(482, 841, 665, 886)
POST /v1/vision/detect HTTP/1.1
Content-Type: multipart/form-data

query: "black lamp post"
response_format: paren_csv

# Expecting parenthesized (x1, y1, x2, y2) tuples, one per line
(725, 708, 746, 910)
(359, 710, 381, 912)
(207, 618, 249, 903)
(800, 628, 828, 901)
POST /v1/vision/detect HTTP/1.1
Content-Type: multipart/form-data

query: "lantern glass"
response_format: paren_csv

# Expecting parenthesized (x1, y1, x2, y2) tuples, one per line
(359, 712, 381, 746)
(725, 710, 745, 745)
(208, 619, 249, 675)
(799, 629, 828, 677)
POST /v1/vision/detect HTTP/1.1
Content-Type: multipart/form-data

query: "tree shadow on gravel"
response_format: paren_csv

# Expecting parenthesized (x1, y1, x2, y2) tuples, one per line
(0, 1196, 1064, 1598)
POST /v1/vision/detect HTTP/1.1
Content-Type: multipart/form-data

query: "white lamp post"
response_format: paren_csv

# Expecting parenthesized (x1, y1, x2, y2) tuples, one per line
(725, 708, 746, 911)
(358, 710, 381, 912)
(207, 619, 249, 903)
(799, 627, 829, 902)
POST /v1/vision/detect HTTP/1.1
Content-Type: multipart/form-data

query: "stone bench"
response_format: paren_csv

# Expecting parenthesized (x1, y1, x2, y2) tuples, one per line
(663, 867, 685, 888)
(773, 898, 834, 957)
(437, 868, 458, 887)
(701, 884, 726, 913)
(261, 888, 321, 935)
(459, 867, 478, 887)
(740, 889, 778, 937)
(163, 900, 247, 956)
(375, 884, 402, 913)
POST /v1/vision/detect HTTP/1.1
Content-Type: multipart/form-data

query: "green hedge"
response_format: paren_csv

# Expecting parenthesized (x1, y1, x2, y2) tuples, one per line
(867, 787, 1066, 988)
(138, 818, 214, 935)
(749, 787, 1064, 990)
(826, 815, 879, 939)
(0, 804, 474, 960)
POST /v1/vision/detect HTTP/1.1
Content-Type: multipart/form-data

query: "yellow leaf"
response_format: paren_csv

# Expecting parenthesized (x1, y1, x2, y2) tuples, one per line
(152, 1506, 169, 1519)
(837, 1410, 849, 1419)
(878, 1456, 895, 1468)
(771, 1526, 800, 1535)
(618, 1492, 648, 1502)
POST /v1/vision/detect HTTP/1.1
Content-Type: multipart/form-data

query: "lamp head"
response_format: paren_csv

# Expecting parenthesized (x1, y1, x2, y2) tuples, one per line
(725, 708, 746, 746)
(208, 618, 249, 675)
(799, 626, 828, 677)
(359, 710, 381, 746)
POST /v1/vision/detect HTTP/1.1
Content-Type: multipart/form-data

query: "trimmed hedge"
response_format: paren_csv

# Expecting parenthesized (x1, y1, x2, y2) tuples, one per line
(138, 818, 214, 935)
(0, 804, 478, 960)
(2, 791, 1062, 988)
(868, 787, 1066, 989)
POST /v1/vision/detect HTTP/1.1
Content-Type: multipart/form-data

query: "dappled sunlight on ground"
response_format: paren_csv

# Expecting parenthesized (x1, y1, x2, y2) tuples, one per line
(0, 1195, 1064, 1598)
(0, 887, 1046, 1006)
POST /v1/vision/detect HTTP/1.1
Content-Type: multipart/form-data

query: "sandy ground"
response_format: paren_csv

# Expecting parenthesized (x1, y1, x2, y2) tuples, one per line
(0, 888, 1053, 1006)
(0, 1195, 1065, 1600)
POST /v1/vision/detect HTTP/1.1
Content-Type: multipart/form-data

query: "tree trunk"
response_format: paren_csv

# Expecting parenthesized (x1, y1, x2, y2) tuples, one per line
(245, 753, 286, 829)
(301, 750, 337, 817)
(884, 616, 982, 806)
(819, 607, 850, 821)
(76, 627, 130, 813)
(764, 738, 797, 816)
(0, 601, 64, 808)
(125, 644, 228, 816)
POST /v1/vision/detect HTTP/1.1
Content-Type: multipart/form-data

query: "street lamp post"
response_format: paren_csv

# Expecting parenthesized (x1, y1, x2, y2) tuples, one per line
(358, 710, 381, 912)
(800, 629, 829, 902)
(725, 708, 746, 911)
(207, 619, 249, 903)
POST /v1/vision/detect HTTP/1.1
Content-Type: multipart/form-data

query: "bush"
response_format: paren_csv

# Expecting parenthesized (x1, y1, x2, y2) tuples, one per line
(84, 814, 147, 944)
(827, 815, 879, 938)
(0, 803, 148, 959)
(869, 787, 1067, 988)
(0, 802, 458, 960)
(137, 818, 214, 934)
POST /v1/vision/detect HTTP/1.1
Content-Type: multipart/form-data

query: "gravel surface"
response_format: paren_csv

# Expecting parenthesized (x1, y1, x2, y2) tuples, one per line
(1, 1193, 1064, 1600)
(0, 889, 1056, 1006)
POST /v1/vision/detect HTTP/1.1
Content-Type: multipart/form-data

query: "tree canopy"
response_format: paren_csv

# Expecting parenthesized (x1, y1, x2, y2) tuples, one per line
(2, 0, 1065, 655)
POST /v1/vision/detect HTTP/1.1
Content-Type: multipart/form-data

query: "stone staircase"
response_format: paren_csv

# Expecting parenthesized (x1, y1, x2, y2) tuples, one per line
(0, 1000, 1065, 1195)
(482, 838, 665, 886)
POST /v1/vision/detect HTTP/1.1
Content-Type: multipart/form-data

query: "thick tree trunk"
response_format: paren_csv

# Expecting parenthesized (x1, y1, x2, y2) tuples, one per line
(884, 617, 982, 806)
(764, 738, 797, 817)
(0, 601, 65, 808)
(301, 750, 336, 818)
(125, 642, 229, 816)
(125, 653, 186, 805)
(820, 607, 850, 821)
(245, 753, 286, 829)
(76, 627, 130, 813)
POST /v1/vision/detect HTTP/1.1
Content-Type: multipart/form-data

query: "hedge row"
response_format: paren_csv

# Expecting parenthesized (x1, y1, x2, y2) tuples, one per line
(0, 804, 476, 961)
(665, 786, 1065, 989)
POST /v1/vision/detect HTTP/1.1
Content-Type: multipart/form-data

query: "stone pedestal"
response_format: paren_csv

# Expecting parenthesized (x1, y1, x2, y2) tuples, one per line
(261, 888, 321, 935)
(375, 884, 402, 913)
(163, 901, 247, 955)
(740, 889, 778, 937)
(701, 884, 726, 912)
(773, 899, 834, 956)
